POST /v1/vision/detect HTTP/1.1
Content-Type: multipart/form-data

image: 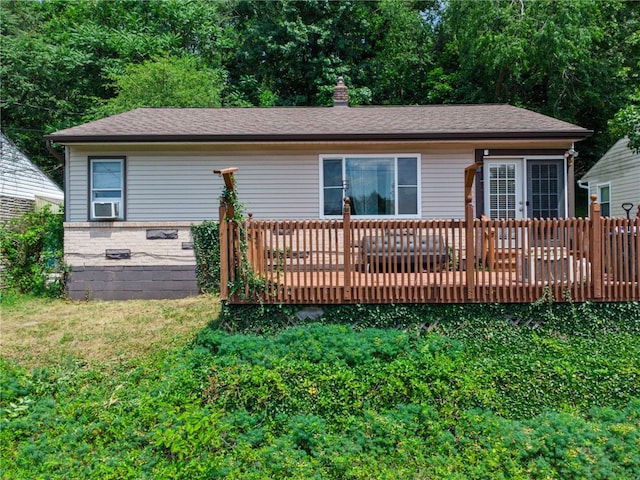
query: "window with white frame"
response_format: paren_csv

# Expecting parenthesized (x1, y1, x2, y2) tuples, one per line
(90, 157, 125, 220)
(597, 183, 611, 217)
(321, 155, 419, 217)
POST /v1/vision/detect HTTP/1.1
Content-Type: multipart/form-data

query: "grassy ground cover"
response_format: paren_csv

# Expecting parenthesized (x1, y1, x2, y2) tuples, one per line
(1, 293, 639, 479)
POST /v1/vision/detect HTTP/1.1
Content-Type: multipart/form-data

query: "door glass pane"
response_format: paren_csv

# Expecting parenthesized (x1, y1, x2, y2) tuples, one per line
(488, 163, 517, 219)
(528, 161, 564, 218)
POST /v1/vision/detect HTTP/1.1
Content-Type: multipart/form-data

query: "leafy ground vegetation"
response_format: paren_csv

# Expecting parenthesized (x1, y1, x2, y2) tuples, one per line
(1, 295, 639, 479)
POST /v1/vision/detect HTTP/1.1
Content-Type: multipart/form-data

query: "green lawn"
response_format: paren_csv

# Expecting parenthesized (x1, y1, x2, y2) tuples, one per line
(1, 294, 639, 479)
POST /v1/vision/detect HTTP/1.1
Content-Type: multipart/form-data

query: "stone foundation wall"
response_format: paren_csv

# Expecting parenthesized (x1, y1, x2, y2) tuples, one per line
(67, 265, 199, 300)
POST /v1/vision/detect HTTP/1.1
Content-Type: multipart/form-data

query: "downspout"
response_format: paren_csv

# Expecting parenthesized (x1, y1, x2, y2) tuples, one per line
(564, 147, 576, 217)
(577, 179, 589, 192)
(577, 179, 590, 217)
(46, 139, 67, 221)
(45, 139, 64, 164)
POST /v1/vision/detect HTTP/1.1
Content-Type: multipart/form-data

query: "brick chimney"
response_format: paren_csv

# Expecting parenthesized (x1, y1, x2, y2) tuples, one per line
(333, 76, 349, 107)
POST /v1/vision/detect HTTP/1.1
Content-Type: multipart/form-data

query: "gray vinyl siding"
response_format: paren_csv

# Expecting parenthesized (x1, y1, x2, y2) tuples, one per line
(581, 138, 640, 218)
(228, 154, 316, 219)
(67, 147, 320, 221)
(67, 149, 89, 221)
(67, 145, 475, 222)
(421, 149, 473, 219)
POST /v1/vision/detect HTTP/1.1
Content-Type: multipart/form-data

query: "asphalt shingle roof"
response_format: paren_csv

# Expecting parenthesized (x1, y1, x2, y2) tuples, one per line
(46, 104, 592, 143)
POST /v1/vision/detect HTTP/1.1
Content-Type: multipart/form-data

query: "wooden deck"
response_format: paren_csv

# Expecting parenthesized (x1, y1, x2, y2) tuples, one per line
(233, 269, 639, 304)
(219, 196, 640, 305)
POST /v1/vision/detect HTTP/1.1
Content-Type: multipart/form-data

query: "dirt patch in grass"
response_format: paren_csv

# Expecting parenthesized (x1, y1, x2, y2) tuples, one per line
(0, 294, 221, 369)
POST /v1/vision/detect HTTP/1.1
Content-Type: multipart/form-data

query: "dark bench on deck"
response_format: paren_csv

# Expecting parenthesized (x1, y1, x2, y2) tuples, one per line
(359, 231, 449, 272)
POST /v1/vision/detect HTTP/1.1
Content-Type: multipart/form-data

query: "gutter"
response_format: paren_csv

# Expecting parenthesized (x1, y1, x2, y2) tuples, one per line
(44, 130, 594, 144)
(577, 179, 589, 192)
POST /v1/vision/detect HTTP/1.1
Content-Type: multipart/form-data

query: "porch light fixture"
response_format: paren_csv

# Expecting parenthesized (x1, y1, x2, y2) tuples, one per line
(564, 148, 578, 165)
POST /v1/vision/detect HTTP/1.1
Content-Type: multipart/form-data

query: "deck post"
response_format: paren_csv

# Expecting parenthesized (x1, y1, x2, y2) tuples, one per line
(464, 164, 479, 301)
(219, 202, 229, 301)
(246, 213, 262, 274)
(465, 193, 476, 300)
(343, 197, 352, 300)
(589, 194, 603, 299)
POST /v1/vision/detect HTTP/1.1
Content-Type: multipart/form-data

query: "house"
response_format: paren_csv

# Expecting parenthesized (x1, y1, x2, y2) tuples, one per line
(1, 132, 64, 223)
(45, 80, 592, 300)
(578, 137, 639, 218)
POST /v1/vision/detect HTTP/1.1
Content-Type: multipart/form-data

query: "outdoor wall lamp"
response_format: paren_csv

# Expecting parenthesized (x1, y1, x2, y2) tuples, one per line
(564, 148, 578, 165)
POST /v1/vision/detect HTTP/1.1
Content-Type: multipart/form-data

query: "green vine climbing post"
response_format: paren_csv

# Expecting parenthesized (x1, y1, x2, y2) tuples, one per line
(214, 167, 268, 302)
(215, 168, 238, 302)
(214, 167, 239, 220)
(219, 201, 229, 301)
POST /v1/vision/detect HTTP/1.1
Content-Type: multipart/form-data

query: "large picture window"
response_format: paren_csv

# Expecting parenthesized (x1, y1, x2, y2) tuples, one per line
(321, 155, 419, 217)
(90, 157, 125, 220)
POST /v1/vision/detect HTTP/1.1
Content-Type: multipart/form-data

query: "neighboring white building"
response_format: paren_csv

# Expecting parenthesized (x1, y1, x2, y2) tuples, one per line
(1, 132, 64, 222)
(579, 137, 640, 218)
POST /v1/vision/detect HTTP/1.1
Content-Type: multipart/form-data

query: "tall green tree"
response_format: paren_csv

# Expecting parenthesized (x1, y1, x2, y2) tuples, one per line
(609, 29, 640, 151)
(366, 0, 446, 104)
(611, 103, 640, 152)
(96, 56, 225, 116)
(225, 0, 379, 106)
(2, 0, 638, 184)
(1, 0, 230, 183)
(1, 1, 92, 183)
(439, 0, 640, 173)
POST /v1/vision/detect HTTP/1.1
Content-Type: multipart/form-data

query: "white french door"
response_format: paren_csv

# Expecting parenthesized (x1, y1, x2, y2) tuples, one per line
(484, 159, 525, 249)
(484, 160, 525, 220)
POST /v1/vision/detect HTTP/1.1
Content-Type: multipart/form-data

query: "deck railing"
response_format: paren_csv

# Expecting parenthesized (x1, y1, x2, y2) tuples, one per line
(218, 196, 640, 304)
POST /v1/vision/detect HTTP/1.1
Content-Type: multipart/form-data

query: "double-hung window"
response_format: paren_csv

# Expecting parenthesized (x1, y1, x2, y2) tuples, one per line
(321, 155, 419, 217)
(597, 183, 611, 217)
(90, 157, 125, 220)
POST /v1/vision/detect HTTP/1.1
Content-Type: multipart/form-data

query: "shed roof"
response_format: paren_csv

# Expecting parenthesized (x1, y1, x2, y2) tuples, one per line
(46, 104, 592, 143)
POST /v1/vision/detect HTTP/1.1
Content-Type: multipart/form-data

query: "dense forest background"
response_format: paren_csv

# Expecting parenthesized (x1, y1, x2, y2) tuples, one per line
(1, 0, 639, 188)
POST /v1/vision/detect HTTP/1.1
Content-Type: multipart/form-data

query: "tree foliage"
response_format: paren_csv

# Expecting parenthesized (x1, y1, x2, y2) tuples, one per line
(609, 29, 640, 151)
(0, 0, 229, 183)
(0, 206, 66, 296)
(96, 56, 225, 116)
(224, 0, 380, 106)
(1, 0, 638, 181)
(440, 0, 639, 174)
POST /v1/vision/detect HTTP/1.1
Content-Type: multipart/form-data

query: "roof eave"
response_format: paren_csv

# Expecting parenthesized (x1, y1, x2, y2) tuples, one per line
(44, 130, 593, 144)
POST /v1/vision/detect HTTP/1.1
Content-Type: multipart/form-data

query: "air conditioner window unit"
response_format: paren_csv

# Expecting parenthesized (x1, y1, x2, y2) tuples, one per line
(93, 201, 119, 219)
